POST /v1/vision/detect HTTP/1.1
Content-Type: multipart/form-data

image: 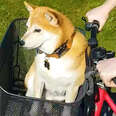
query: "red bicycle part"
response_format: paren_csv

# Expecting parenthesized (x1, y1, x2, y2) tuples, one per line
(94, 87, 116, 116)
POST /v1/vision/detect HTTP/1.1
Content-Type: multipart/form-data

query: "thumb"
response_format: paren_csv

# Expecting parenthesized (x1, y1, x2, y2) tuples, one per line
(86, 13, 93, 22)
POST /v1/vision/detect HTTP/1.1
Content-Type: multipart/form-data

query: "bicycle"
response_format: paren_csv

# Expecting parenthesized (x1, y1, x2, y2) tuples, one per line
(82, 17, 116, 116)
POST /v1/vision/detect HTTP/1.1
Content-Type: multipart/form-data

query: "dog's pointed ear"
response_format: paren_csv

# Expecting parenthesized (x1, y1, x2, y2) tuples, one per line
(24, 1, 37, 13)
(45, 11, 59, 27)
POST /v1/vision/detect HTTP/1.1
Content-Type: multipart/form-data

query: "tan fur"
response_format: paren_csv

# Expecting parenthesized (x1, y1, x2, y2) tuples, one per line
(64, 31, 89, 85)
(23, 2, 90, 103)
(24, 1, 75, 52)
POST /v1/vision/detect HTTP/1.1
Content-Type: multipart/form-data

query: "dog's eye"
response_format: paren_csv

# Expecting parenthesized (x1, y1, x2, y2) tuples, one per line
(34, 29, 41, 32)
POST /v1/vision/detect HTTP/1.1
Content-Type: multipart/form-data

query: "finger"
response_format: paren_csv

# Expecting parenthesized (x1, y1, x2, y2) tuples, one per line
(104, 80, 116, 88)
(96, 59, 108, 69)
(98, 21, 105, 31)
(85, 12, 89, 18)
(85, 13, 93, 22)
(98, 26, 102, 31)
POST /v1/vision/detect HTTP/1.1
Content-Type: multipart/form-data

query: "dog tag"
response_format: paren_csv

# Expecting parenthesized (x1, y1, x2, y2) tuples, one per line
(44, 59, 50, 70)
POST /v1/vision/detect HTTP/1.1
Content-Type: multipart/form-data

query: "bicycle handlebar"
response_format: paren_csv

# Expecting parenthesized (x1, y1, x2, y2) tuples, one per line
(82, 17, 99, 48)
(82, 17, 116, 85)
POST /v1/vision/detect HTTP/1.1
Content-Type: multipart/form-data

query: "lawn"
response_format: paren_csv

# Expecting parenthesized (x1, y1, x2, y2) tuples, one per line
(0, 0, 116, 53)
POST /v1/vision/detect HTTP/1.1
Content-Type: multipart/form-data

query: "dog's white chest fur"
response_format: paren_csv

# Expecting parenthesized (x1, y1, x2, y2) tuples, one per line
(35, 53, 80, 101)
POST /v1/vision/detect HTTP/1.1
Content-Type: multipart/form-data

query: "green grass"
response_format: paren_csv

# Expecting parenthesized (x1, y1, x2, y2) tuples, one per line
(0, 0, 116, 52)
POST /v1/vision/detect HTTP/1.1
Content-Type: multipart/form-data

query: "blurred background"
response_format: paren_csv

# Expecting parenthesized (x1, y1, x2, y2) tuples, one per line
(0, 0, 116, 52)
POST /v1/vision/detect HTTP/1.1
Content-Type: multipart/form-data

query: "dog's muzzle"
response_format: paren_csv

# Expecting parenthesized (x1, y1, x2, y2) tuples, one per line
(19, 40, 25, 46)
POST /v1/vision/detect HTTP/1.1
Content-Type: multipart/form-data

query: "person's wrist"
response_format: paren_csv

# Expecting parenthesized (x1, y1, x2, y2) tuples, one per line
(103, 0, 116, 13)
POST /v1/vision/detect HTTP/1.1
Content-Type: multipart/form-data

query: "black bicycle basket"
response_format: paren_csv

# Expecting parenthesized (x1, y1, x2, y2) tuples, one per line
(0, 18, 86, 116)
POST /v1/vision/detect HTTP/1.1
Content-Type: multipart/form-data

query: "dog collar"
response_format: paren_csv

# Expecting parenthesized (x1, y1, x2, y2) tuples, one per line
(36, 41, 69, 58)
(36, 31, 76, 58)
(47, 31, 76, 58)
(51, 41, 69, 57)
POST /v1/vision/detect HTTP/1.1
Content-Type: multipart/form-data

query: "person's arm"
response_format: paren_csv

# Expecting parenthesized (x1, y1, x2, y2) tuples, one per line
(86, 0, 116, 87)
(86, 0, 116, 31)
(97, 58, 116, 87)
(103, 0, 116, 13)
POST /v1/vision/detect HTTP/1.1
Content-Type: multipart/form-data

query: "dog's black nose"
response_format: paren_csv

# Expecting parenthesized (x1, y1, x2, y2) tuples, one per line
(19, 40, 25, 46)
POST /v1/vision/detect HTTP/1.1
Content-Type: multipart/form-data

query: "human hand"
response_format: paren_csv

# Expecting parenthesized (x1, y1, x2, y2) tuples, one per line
(96, 58, 116, 87)
(86, 5, 109, 31)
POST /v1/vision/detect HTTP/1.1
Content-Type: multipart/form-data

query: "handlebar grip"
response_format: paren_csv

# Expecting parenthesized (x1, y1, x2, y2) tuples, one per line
(82, 17, 100, 31)
(112, 77, 116, 84)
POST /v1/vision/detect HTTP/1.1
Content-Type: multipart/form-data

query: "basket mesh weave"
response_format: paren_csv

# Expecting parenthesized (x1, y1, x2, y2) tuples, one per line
(0, 87, 82, 116)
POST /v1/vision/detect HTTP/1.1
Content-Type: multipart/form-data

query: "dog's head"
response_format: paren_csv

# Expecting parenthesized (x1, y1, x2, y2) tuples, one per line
(21, 2, 74, 54)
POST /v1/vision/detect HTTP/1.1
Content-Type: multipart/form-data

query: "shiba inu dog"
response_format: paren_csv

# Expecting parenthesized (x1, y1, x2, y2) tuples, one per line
(21, 1, 90, 103)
